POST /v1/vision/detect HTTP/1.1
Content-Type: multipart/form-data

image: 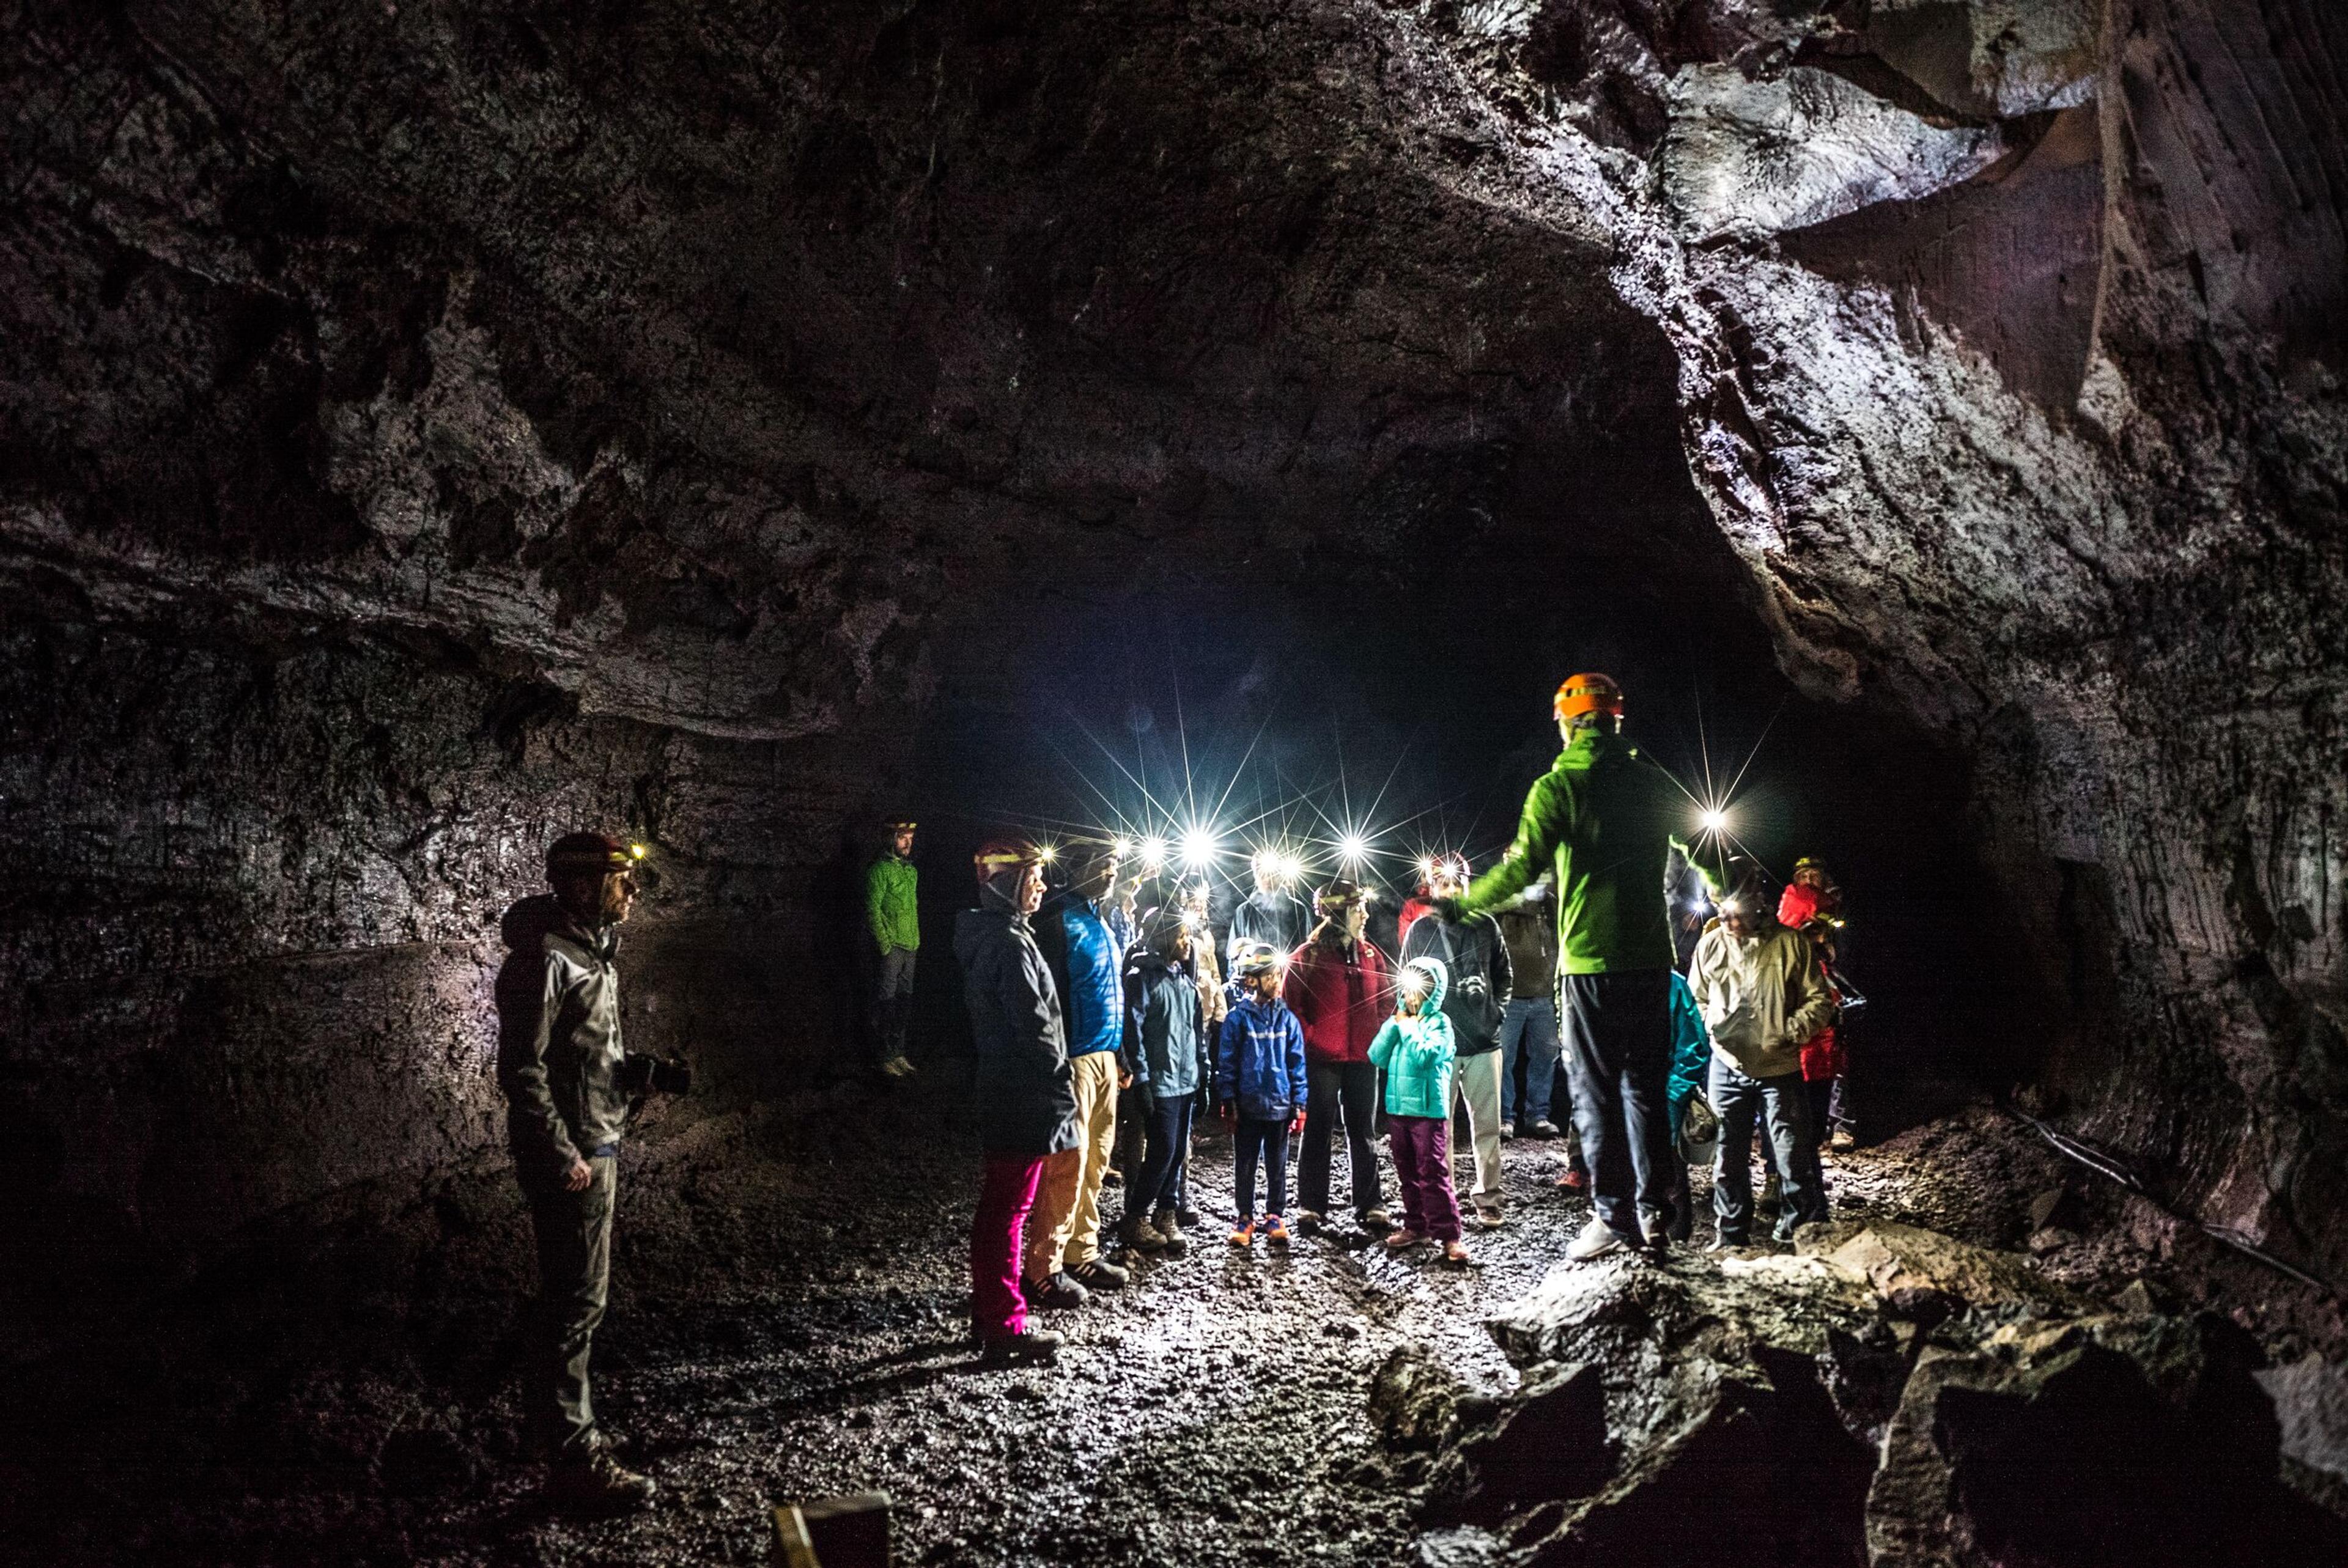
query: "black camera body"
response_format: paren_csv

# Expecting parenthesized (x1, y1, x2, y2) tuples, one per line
(618, 1053, 693, 1097)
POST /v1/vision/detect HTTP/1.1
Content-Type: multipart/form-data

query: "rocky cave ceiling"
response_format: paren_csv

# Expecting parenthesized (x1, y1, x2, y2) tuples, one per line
(4, 0, 2346, 1281)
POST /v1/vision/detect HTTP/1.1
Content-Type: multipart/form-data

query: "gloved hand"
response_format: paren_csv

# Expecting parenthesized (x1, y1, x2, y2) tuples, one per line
(1288, 1108, 1306, 1136)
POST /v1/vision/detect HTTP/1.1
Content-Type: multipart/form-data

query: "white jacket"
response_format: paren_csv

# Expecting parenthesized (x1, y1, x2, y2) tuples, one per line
(1686, 921, 1836, 1080)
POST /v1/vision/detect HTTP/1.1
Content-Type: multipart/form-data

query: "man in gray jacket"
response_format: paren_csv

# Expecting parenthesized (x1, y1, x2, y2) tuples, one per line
(495, 832, 677, 1509)
(1685, 872, 1837, 1246)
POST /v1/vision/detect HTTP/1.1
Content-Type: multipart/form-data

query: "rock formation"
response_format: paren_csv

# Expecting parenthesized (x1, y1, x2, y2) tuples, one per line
(3, 2, 2343, 1298)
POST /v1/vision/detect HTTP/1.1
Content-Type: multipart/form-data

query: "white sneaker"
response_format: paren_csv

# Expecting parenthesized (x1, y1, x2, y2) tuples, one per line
(1567, 1216, 1628, 1261)
(1499, 1121, 1516, 1140)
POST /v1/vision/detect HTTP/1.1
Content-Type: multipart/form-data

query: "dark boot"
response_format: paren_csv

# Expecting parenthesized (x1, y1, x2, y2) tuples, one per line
(547, 1446, 657, 1512)
(979, 1328, 1065, 1367)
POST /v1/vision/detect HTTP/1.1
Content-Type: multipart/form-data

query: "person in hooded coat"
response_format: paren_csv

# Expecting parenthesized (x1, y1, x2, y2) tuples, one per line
(1284, 880, 1394, 1232)
(956, 839, 1081, 1365)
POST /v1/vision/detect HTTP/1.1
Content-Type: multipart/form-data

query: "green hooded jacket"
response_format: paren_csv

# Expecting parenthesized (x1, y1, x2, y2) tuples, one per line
(1461, 729, 1720, 975)
(866, 853, 920, 952)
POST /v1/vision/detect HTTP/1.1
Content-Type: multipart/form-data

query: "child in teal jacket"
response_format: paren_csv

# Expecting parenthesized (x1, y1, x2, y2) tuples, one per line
(1368, 957, 1469, 1264)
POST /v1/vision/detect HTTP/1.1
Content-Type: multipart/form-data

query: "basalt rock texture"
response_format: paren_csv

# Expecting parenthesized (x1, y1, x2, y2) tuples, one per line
(1405, 1223, 2348, 1566)
(3, 0, 2346, 1301)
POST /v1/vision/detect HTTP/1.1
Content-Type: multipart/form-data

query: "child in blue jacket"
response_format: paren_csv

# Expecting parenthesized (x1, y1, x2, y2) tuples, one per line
(1216, 943, 1309, 1246)
(1368, 957, 1470, 1265)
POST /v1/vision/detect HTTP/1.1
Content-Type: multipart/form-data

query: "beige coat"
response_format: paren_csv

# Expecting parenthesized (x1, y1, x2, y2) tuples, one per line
(1686, 921, 1836, 1080)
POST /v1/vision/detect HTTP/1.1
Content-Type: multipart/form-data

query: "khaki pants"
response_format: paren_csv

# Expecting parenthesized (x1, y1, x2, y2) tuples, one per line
(1025, 1051, 1120, 1278)
(1451, 1048, 1504, 1208)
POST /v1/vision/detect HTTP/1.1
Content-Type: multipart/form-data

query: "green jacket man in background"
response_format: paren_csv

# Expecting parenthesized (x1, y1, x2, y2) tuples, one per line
(867, 819, 922, 1078)
(1448, 673, 1721, 1262)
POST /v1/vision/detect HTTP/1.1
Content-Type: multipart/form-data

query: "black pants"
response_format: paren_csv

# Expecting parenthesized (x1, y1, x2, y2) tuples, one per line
(1232, 1116, 1291, 1221)
(1131, 1092, 1195, 1218)
(1560, 970, 1674, 1240)
(1298, 1060, 1383, 1217)
(525, 1155, 616, 1456)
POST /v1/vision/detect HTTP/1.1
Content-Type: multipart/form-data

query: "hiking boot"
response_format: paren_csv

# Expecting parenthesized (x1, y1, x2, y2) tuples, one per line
(547, 1447, 657, 1512)
(1261, 1215, 1291, 1246)
(1121, 1216, 1168, 1254)
(1829, 1127, 1858, 1154)
(979, 1328, 1064, 1367)
(1150, 1208, 1191, 1256)
(1024, 1272, 1091, 1310)
(1292, 1210, 1324, 1235)
(1066, 1257, 1130, 1290)
(1758, 1172, 1783, 1212)
(1530, 1119, 1560, 1138)
(1176, 1206, 1203, 1229)
(1383, 1228, 1431, 1252)
(1441, 1240, 1474, 1268)
(1358, 1207, 1395, 1232)
(1499, 1121, 1516, 1140)
(1567, 1216, 1629, 1262)
(1228, 1221, 1255, 1248)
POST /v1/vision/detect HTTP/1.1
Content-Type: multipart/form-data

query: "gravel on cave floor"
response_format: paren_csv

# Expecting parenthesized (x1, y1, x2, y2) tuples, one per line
(13, 1081, 2318, 1567)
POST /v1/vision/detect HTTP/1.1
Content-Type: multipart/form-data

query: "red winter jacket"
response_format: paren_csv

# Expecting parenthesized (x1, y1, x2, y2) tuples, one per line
(1397, 896, 1436, 952)
(1283, 938, 1394, 1066)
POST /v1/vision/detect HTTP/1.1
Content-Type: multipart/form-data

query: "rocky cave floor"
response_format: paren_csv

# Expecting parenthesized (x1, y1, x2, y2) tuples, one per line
(12, 1077, 2348, 1568)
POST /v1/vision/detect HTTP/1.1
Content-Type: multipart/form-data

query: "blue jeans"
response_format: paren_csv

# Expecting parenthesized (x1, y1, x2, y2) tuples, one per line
(1708, 1055, 1828, 1242)
(1499, 998, 1559, 1124)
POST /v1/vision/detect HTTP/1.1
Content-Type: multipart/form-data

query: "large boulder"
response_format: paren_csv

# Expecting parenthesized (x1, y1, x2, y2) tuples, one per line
(1869, 1313, 2348, 1567)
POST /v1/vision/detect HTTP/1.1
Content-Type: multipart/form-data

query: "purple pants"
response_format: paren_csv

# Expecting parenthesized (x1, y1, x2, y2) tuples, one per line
(972, 1153, 1046, 1341)
(1388, 1114, 1463, 1242)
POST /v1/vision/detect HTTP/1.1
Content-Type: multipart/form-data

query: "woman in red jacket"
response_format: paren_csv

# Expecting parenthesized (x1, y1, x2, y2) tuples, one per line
(1287, 881, 1397, 1232)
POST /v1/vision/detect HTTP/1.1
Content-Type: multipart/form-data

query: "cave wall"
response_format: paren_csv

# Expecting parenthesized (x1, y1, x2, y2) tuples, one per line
(4, 0, 2344, 1286)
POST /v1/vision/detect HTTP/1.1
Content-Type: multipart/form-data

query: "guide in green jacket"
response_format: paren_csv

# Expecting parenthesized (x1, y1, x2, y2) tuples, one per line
(1449, 674, 1722, 1263)
(866, 819, 922, 1078)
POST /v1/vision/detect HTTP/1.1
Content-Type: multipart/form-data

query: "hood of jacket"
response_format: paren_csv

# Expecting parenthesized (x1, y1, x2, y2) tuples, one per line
(1403, 954, 1449, 1017)
(501, 892, 610, 956)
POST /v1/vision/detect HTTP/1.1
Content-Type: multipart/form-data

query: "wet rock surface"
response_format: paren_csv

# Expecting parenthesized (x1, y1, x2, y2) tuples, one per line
(9, 1091, 2341, 1566)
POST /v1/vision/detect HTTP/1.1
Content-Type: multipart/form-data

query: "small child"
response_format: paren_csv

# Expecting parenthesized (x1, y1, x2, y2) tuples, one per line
(1368, 957, 1469, 1265)
(1215, 942, 1309, 1246)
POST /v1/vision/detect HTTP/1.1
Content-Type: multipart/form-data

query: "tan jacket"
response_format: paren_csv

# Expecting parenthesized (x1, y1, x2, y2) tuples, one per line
(1686, 921, 1836, 1080)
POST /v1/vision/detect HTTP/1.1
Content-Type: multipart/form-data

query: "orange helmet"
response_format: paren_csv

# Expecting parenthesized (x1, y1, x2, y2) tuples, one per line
(1554, 672, 1625, 723)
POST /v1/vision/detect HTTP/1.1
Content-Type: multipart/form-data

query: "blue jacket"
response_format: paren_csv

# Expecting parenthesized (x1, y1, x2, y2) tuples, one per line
(1123, 949, 1207, 1100)
(1368, 957, 1456, 1119)
(1668, 971, 1711, 1130)
(1036, 893, 1126, 1058)
(1215, 993, 1308, 1121)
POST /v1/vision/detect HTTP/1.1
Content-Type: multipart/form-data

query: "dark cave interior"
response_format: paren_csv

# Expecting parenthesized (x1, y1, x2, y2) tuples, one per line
(4, 1, 2347, 1565)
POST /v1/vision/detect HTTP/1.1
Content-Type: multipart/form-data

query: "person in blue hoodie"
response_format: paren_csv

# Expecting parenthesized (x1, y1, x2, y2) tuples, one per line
(1119, 908, 1209, 1257)
(1216, 942, 1309, 1248)
(1368, 957, 1471, 1266)
(1032, 842, 1131, 1294)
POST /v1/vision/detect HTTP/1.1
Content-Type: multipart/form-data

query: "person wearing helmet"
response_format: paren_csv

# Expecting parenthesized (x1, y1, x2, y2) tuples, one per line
(1215, 942, 1309, 1246)
(1283, 880, 1394, 1233)
(865, 819, 921, 1078)
(1228, 847, 1313, 964)
(1031, 841, 1133, 1294)
(956, 837, 1081, 1366)
(495, 832, 671, 1509)
(1446, 673, 1722, 1261)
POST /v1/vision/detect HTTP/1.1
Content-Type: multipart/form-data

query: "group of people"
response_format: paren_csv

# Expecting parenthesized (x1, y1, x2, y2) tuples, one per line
(952, 671, 1862, 1366)
(486, 671, 1862, 1508)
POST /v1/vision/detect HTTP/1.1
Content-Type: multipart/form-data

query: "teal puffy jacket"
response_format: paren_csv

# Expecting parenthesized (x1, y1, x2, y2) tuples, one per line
(1368, 957, 1456, 1120)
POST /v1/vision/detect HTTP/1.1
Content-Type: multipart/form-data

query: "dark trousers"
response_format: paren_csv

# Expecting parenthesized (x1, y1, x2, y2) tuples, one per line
(1560, 970, 1675, 1240)
(1711, 1056, 1829, 1242)
(871, 946, 917, 1062)
(1131, 1092, 1195, 1218)
(1299, 1060, 1383, 1216)
(1388, 1114, 1463, 1241)
(971, 1153, 1046, 1340)
(1232, 1116, 1291, 1221)
(525, 1154, 616, 1456)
